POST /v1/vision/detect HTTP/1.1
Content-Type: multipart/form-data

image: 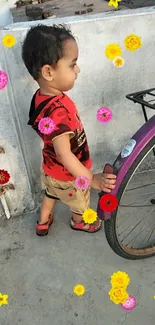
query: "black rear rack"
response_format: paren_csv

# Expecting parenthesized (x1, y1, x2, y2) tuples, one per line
(126, 88, 155, 123)
(126, 88, 155, 156)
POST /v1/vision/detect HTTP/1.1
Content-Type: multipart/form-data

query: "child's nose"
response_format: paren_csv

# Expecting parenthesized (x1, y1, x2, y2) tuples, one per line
(76, 65, 80, 74)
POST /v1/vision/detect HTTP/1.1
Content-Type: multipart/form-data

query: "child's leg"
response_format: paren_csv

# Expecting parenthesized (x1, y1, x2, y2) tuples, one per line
(39, 171, 59, 225)
(36, 172, 60, 235)
(38, 196, 56, 224)
(52, 179, 102, 233)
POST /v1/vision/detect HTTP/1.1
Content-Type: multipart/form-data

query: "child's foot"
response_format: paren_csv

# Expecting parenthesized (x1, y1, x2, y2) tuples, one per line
(36, 214, 53, 236)
(70, 218, 102, 233)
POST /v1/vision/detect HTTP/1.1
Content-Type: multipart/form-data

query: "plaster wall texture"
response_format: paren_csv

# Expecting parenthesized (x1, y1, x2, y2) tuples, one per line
(1, 7, 155, 216)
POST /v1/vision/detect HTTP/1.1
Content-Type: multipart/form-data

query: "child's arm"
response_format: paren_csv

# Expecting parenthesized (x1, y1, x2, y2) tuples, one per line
(53, 134, 116, 191)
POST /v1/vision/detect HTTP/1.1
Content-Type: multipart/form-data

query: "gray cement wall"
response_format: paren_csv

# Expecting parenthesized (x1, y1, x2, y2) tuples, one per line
(1, 7, 155, 216)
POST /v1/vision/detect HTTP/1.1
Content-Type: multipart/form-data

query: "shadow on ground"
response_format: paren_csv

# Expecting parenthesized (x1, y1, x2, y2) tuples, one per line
(0, 190, 155, 325)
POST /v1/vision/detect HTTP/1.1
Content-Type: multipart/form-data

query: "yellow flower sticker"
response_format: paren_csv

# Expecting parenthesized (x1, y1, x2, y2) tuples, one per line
(108, 287, 129, 305)
(2, 34, 16, 48)
(0, 293, 8, 307)
(113, 56, 124, 68)
(82, 208, 97, 224)
(105, 43, 122, 60)
(108, 0, 121, 8)
(73, 284, 85, 296)
(110, 271, 130, 288)
(124, 34, 142, 52)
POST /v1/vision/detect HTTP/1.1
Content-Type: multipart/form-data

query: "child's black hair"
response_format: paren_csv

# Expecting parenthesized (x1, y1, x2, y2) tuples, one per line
(22, 24, 75, 80)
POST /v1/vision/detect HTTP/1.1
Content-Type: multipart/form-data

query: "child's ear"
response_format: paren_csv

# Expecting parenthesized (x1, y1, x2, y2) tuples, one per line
(41, 65, 53, 81)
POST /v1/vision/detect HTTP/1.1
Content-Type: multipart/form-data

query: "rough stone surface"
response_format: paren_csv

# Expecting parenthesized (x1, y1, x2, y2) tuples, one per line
(0, 191, 155, 325)
(10, 0, 155, 23)
(25, 4, 43, 20)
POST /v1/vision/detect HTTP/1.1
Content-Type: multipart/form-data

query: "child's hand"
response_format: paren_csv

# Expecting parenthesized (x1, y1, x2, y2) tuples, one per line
(91, 173, 116, 192)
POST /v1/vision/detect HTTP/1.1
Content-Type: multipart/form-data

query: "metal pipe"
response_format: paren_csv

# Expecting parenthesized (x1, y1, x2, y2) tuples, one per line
(0, 195, 11, 219)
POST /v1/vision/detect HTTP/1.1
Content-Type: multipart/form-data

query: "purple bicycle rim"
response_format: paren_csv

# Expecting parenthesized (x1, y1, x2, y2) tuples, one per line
(98, 114, 155, 220)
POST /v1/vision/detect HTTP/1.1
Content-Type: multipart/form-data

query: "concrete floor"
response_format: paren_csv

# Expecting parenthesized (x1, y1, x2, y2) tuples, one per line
(0, 190, 155, 325)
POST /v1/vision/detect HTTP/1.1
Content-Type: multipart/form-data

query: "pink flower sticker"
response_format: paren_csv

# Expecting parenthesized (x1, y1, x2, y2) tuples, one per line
(0, 70, 8, 90)
(38, 117, 56, 135)
(75, 176, 90, 190)
(120, 295, 136, 311)
(96, 107, 112, 123)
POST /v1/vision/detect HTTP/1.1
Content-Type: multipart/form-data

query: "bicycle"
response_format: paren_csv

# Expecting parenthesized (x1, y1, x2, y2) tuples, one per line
(97, 88, 155, 260)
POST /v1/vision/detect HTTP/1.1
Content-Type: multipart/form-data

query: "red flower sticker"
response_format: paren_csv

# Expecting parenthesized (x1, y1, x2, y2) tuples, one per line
(0, 170, 10, 185)
(99, 194, 118, 212)
(68, 193, 73, 197)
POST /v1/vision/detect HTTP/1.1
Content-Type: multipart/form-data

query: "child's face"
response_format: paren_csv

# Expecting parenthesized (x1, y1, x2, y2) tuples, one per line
(41, 39, 80, 93)
(53, 39, 80, 92)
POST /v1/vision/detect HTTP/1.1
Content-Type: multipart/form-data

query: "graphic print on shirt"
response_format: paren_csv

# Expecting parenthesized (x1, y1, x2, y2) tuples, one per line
(74, 112, 87, 148)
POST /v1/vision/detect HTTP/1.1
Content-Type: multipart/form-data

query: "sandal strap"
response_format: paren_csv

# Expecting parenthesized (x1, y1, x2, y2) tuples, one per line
(71, 220, 85, 229)
(71, 218, 101, 232)
(89, 224, 95, 232)
(36, 214, 53, 230)
(36, 223, 49, 230)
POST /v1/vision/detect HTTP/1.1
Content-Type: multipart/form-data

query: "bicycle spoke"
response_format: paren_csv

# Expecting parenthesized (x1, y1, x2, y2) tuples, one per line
(126, 182, 155, 192)
(133, 224, 154, 248)
(145, 225, 155, 245)
(126, 224, 151, 247)
(116, 163, 155, 249)
(118, 212, 147, 238)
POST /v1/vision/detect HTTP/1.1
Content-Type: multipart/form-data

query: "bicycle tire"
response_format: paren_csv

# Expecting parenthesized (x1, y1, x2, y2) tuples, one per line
(104, 137, 155, 260)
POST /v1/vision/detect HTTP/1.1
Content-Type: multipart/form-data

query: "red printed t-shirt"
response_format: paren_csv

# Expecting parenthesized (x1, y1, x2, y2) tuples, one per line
(28, 89, 92, 181)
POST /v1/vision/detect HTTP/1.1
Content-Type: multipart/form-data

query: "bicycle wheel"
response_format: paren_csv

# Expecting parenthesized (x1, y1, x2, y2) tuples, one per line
(104, 138, 155, 260)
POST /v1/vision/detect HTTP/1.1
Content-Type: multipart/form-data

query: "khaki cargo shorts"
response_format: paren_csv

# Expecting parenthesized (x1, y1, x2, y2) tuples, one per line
(41, 172, 90, 215)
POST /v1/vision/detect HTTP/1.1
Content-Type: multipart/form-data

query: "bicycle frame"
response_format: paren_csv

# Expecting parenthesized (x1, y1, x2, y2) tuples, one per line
(97, 89, 155, 221)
